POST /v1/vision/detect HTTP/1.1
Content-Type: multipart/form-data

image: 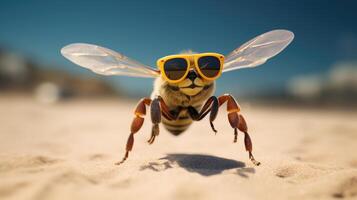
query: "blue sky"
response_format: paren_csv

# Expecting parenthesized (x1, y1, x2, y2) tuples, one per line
(1, 0, 356, 96)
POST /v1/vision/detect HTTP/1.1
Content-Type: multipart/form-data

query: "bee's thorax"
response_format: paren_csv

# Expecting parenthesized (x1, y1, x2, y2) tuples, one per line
(151, 77, 215, 136)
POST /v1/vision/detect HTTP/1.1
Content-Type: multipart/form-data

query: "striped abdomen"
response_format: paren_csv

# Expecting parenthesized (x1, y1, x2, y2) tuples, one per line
(162, 108, 194, 136)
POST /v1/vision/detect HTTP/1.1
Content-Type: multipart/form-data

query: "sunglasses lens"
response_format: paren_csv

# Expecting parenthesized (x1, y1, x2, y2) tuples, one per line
(163, 58, 188, 81)
(198, 56, 221, 78)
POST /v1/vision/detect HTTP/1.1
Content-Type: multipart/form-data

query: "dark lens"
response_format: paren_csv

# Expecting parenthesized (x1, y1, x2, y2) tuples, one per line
(164, 58, 188, 80)
(198, 56, 221, 78)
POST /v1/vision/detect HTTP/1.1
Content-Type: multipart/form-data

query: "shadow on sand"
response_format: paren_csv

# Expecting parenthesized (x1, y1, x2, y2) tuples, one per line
(140, 153, 255, 177)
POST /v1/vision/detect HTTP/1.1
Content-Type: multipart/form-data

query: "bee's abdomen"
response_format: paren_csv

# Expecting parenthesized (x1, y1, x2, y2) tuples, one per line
(162, 115, 192, 136)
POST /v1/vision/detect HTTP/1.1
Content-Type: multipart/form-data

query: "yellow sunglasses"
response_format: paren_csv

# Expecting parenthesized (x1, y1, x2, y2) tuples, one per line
(157, 53, 224, 83)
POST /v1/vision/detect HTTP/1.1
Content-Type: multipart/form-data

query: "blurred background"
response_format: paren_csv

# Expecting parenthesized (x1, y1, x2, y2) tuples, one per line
(0, 0, 356, 107)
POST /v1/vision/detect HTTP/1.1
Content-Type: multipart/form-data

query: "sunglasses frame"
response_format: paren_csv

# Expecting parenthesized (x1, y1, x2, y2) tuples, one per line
(157, 53, 225, 84)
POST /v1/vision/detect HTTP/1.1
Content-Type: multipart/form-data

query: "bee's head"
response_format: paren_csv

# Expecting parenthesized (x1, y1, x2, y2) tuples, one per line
(169, 51, 215, 96)
(157, 50, 219, 97)
(155, 69, 215, 107)
(166, 69, 214, 96)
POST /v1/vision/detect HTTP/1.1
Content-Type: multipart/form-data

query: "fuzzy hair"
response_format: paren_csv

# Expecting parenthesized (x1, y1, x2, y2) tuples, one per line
(179, 49, 198, 54)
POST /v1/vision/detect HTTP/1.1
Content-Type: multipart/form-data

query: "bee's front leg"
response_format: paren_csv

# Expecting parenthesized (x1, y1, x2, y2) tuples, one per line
(188, 96, 219, 133)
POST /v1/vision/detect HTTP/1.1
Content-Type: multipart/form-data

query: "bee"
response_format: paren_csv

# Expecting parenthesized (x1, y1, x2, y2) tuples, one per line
(61, 29, 294, 166)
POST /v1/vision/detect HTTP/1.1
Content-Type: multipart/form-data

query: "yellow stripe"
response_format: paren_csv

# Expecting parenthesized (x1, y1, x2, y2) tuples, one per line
(228, 108, 240, 113)
(163, 122, 192, 130)
(134, 112, 144, 118)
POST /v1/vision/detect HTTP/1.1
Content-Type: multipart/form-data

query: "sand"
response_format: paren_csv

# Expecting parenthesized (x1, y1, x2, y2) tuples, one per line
(1, 95, 357, 200)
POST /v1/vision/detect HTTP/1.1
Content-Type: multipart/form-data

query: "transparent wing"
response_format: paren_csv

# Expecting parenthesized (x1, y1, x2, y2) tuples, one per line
(61, 43, 160, 78)
(223, 30, 294, 72)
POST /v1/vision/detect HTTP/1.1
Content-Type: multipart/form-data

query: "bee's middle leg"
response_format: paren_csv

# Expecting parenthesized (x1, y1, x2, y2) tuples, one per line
(147, 98, 160, 144)
(148, 96, 179, 144)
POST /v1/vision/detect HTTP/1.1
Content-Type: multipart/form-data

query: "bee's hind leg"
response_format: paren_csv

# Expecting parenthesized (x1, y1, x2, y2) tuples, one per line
(218, 94, 260, 166)
(237, 113, 260, 166)
(115, 97, 151, 165)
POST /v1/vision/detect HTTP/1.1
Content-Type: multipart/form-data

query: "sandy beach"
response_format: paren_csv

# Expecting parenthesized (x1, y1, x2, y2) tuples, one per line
(1, 95, 357, 200)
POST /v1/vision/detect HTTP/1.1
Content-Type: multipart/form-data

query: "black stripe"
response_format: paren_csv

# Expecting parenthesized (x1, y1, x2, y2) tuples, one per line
(165, 124, 191, 130)
(162, 116, 192, 124)
(168, 129, 185, 136)
(164, 125, 188, 135)
(163, 122, 190, 128)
